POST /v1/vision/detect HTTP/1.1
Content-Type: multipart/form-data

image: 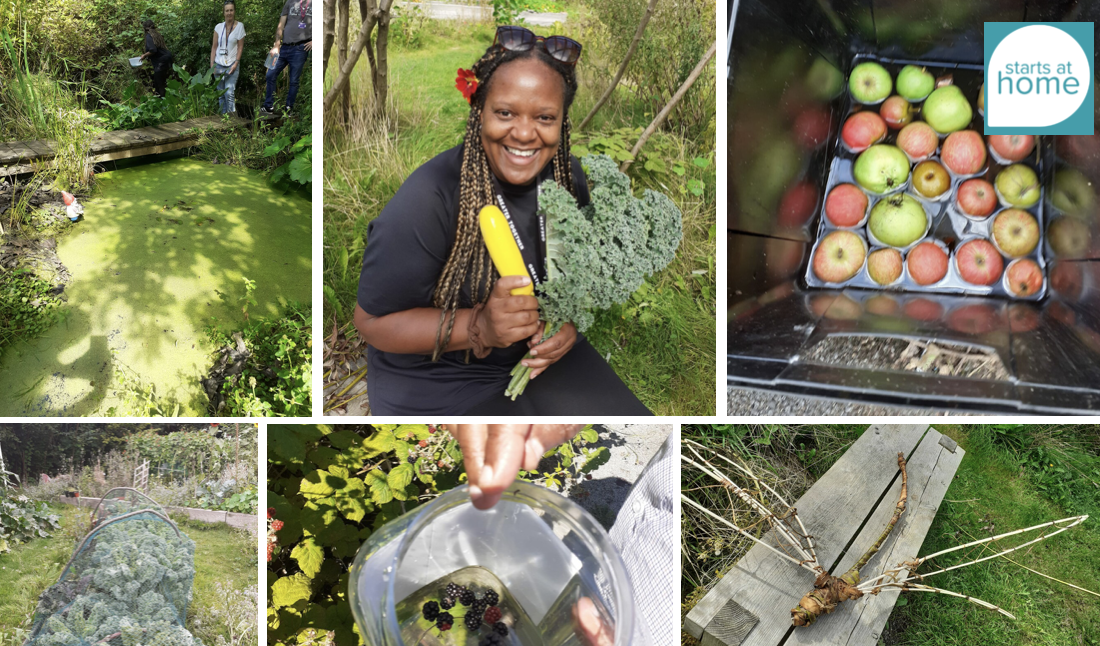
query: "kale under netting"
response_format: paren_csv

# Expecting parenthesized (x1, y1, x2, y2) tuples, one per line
(27, 512, 203, 646)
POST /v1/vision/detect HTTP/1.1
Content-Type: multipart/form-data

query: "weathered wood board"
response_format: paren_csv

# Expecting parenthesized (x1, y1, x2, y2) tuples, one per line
(0, 115, 250, 176)
(686, 424, 964, 646)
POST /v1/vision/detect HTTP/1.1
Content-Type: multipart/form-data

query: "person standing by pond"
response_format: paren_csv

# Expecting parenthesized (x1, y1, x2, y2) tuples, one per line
(139, 19, 173, 98)
(258, 0, 311, 116)
(353, 28, 653, 415)
(210, 0, 246, 115)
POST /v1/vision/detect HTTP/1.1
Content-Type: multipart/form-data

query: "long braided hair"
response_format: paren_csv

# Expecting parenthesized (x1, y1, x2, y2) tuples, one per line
(142, 19, 167, 51)
(430, 43, 579, 361)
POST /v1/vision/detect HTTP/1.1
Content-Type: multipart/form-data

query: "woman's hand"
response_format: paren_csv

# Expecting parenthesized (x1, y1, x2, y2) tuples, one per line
(140, 52, 151, 60)
(229, 63, 237, 75)
(270, 45, 280, 57)
(573, 598, 614, 646)
(449, 424, 583, 509)
(523, 321, 576, 378)
(304, 40, 313, 52)
(478, 276, 541, 348)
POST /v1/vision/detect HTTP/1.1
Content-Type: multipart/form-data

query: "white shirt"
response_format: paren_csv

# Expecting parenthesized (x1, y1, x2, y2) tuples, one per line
(214, 21, 246, 67)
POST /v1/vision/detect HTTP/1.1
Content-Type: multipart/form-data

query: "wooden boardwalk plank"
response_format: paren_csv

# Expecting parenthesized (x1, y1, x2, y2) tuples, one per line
(785, 428, 964, 646)
(685, 424, 931, 645)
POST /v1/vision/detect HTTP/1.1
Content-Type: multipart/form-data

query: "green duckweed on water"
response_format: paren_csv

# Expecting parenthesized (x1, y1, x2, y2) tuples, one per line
(0, 157, 311, 416)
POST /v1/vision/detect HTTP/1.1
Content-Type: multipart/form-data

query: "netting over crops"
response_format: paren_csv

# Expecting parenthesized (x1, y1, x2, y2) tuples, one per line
(25, 490, 203, 646)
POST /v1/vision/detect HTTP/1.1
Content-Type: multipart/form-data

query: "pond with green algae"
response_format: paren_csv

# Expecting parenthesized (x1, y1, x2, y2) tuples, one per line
(0, 157, 311, 416)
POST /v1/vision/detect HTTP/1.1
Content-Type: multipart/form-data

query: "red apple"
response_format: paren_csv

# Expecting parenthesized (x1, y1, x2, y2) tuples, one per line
(865, 294, 901, 316)
(896, 122, 939, 161)
(956, 239, 1004, 286)
(947, 304, 1000, 335)
(941, 130, 986, 175)
(907, 241, 949, 285)
(794, 107, 831, 150)
(879, 96, 914, 129)
(904, 297, 945, 322)
(988, 134, 1035, 163)
(842, 111, 887, 152)
(867, 247, 903, 284)
(778, 182, 820, 227)
(1005, 258, 1043, 297)
(992, 209, 1040, 257)
(813, 230, 866, 283)
(1049, 261, 1083, 300)
(956, 179, 997, 218)
(824, 183, 868, 227)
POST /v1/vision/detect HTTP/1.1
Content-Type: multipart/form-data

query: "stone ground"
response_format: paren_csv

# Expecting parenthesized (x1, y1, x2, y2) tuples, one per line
(563, 423, 673, 529)
(727, 386, 981, 416)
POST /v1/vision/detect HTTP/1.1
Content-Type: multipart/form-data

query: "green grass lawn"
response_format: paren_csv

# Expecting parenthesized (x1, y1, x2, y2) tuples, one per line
(682, 425, 1100, 646)
(0, 503, 256, 645)
(324, 19, 717, 414)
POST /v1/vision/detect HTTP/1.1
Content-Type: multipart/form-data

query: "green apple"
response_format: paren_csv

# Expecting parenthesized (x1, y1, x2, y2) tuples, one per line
(978, 83, 985, 112)
(995, 164, 1041, 208)
(868, 193, 928, 247)
(853, 144, 910, 194)
(922, 85, 973, 133)
(896, 65, 934, 101)
(849, 62, 892, 104)
(1051, 167, 1096, 219)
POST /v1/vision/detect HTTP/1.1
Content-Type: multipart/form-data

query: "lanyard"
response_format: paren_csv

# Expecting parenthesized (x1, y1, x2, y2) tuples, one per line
(221, 21, 235, 49)
(489, 175, 546, 286)
(296, 0, 311, 17)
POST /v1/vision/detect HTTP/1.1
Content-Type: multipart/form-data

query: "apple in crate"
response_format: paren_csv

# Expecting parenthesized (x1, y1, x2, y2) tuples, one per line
(1005, 259, 1043, 297)
(941, 131, 986, 175)
(907, 241, 949, 285)
(879, 96, 914, 129)
(996, 164, 1041, 208)
(824, 183, 868, 227)
(853, 144, 910, 193)
(978, 83, 985, 112)
(988, 134, 1035, 162)
(956, 179, 997, 218)
(956, 239, 1004, 286)
(867, 247, 903, 284)
(813, 230, 866, 283)
(992, 209, 1040, 257)
(912, 160, 950, 199)
(842, 111, 887, 152)
(1051, 167, 1097, 219)
(897, 122, 938, 161)
(923, 85, 972, 133)
(896, 65, 934, 101)
(868, 193, 927, 247)
(849, 61, 892, 104)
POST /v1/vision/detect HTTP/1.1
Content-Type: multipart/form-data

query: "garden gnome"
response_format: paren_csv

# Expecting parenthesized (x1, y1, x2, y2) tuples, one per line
(62, 191, 84, 222)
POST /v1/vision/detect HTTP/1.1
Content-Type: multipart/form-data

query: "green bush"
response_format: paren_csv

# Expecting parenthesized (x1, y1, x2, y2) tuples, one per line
(0, 494, 61, 553)
(98, 65, 224, 129)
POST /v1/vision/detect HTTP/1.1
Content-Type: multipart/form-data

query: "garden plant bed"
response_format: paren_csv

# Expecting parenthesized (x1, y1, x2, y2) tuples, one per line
(56, 494, 257, 532)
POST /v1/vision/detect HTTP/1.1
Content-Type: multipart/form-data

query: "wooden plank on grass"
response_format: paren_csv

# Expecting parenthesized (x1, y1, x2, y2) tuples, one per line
(784, 427, 964, 646)
(685, 424, 930, 645)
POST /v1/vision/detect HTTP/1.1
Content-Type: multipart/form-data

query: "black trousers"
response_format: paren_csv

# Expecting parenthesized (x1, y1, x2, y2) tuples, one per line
(464, 339, 654, 415)
(152, 62, 170, 97)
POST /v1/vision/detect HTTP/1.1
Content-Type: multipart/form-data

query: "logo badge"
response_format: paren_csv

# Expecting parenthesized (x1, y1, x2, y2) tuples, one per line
(984, 22, 1094, 135)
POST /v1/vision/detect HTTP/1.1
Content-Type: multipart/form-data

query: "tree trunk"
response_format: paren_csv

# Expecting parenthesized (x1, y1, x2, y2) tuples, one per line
(621, 40, 716, 173)
(364, 0, 379, 92)
(322, 0, 337, 80)
(323, 0, 393, 113)
(337, 0, 350, 124)
(577, 0, 658, 132)
(373, 2, 391, 114)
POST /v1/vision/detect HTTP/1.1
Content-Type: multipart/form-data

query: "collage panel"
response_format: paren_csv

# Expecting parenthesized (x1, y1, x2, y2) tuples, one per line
(321, 0, 718, 416)
(682, 423, 1100, 645)
(726, 1, 1100, 415)
(0, 0, 313, 418)
(267, 423, 675, 645)
(0, 422, 259, 645)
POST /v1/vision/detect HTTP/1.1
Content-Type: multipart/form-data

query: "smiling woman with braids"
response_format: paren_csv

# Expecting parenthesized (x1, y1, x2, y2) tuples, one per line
(354, 27, 652, 415)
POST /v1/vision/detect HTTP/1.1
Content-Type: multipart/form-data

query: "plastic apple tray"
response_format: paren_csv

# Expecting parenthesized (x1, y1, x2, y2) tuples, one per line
(804, 56, 1048, 301)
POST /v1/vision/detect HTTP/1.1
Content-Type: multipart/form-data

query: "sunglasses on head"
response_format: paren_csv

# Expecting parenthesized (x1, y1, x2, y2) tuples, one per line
(494, 25, 582, 65)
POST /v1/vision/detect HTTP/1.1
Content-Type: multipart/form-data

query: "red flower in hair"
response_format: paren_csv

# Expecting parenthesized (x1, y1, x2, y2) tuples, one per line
(456, 68, 478, 103)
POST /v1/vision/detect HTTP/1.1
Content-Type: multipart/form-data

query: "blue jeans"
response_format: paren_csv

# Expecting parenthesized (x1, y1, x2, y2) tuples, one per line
(263, 42, 308, 111)
(215, 63, 239, 114)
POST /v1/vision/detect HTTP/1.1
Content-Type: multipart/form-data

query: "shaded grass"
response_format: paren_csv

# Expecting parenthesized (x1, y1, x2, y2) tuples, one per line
(324, 18, 716, 414)
(681, 424, 1100, 646)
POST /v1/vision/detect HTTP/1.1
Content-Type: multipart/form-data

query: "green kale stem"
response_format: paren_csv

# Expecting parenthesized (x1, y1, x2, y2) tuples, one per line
(503, 319, 563, 399)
